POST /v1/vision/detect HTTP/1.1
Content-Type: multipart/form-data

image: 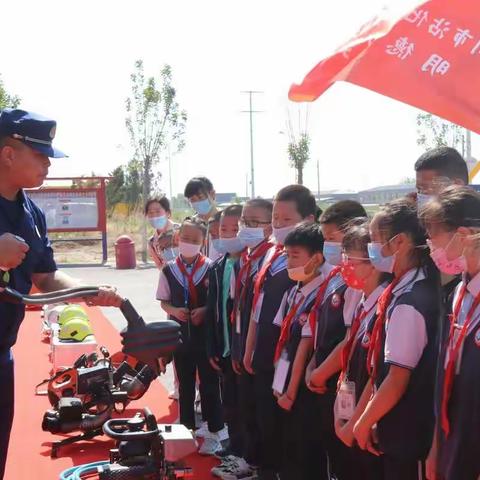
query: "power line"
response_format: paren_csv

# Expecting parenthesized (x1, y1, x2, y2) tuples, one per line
(241, 91, 263, 198)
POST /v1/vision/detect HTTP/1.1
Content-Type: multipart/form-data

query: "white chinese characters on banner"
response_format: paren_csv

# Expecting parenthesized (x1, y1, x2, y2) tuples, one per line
(429, 18, 451, 39)
(421, 54, 451, 76)
(471, 40, 480, 55)
(386, 37, 415, 60)
(405, 9, 429, 27)
(453, 28, 474, 48)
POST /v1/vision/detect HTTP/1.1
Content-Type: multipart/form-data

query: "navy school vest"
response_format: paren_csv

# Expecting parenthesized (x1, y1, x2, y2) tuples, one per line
(438, 307, 480, 479)
(162, 259, 210, 352)
(313, 275, 348, 393)
(346, 312, 378, 404)
(252, 253, 295, 373)
(375, 276, 440, 461)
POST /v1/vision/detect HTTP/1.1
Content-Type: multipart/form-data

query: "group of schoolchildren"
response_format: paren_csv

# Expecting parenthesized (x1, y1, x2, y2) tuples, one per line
(148, 146, 480, 480)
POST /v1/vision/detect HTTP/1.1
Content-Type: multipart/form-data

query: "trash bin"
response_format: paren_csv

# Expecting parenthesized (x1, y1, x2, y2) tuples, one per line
(114, 235, 136, 269)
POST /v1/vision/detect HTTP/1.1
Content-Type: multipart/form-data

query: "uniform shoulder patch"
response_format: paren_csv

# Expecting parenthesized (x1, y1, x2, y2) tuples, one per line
(298, 312, 308, 326)
(331, 293, 342, 309)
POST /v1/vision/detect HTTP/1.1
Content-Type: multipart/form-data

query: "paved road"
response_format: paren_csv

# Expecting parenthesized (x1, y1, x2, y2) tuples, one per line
(60, 264, 175, 395)
(61, 264, 166, 330)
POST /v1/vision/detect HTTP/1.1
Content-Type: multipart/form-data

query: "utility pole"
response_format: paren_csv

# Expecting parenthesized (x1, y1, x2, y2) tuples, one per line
(241, 91, 263, 198)
(466, 129, 472, 159)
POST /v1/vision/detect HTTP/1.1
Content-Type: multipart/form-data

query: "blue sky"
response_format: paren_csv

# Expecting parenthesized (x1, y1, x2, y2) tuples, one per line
(2, 0, 478, 197)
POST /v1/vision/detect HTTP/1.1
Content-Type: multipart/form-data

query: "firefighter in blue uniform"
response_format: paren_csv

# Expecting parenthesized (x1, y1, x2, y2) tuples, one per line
(0, 108, 122, 479)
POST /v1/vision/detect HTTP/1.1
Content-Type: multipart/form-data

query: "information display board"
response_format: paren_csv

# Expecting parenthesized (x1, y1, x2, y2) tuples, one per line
(27, 189, 101, 231)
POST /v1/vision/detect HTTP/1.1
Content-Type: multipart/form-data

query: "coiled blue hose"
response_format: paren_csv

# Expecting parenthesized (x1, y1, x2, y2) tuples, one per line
(59, 460, 109, 480)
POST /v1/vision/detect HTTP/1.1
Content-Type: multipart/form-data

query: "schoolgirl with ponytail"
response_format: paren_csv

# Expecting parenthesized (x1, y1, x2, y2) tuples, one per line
(352, 198, 441, 480)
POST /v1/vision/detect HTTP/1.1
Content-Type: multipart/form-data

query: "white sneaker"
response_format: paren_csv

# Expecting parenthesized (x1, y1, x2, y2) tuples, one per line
(218, 425, 229, 441)
(198, 435, 222, 456)
(211, 457, 258, 479)
(195, 421, 209, 438)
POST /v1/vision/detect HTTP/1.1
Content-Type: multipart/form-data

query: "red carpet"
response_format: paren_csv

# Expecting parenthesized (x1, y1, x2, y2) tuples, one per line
(5, 306, 219, 480)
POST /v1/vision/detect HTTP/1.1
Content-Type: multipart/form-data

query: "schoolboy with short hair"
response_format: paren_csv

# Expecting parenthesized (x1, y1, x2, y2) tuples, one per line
(205, 204, 251, 477)
(184, 176, 220, 260)
(230, 198, 274, 475)
(272, 223, 331, 479)
(243, 185, 317, 479)
(414, 147, 468, 209)
(157, 217, 223, 455)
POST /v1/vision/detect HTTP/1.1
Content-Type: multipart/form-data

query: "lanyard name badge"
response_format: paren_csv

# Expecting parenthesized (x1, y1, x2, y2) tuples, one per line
(272, 286, 304, 396)
(272, 350, 290, 396)
(182, 277, 192, 339)
(335, 380, 356, 421)
(336, 304, 371, 422)
(236, 305, 241, 335)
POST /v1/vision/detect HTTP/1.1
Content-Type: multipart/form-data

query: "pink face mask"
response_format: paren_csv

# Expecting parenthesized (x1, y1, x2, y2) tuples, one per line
(428, 237, 467, 275)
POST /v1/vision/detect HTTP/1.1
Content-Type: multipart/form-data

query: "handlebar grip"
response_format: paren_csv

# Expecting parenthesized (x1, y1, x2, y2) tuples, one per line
(102, 418, 158, 440)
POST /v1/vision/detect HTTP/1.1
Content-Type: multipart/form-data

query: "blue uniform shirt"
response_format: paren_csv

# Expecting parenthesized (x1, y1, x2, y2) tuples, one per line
(0, 190, 57, 351)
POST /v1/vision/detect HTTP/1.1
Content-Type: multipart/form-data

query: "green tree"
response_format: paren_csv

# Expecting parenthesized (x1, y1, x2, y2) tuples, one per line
(0, 75, 20, 109)
(124, 160, 143, 210)
(416, 113, 465, 154)
(286, 106, 310, 185)
(126, 60, 187, 261)
(106, 166, 126, 209)
(125, 60, 187, 199)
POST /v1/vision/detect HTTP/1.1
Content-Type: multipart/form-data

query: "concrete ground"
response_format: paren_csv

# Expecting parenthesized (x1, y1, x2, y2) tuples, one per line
(60, 264, 176, 395)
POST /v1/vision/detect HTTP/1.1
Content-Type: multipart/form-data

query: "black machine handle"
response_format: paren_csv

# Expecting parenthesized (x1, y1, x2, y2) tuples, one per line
(103, 407, 159, 441)
(0, 283, 147, 328)
(0, 271, 101, 304)
(0, 282, 179, 375)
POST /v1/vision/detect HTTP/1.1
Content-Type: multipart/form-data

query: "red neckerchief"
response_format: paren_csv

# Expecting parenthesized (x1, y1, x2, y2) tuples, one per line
(274, 286, 305, 363)
(230, 241, 272, 324)
(340, 305, 368, 381)
(441, 283, 480, 436)
(307, 266, 342, 342)
(251, 244, 285, 319)
(175, 254, 206, 308)
(366, 273, 408, 381)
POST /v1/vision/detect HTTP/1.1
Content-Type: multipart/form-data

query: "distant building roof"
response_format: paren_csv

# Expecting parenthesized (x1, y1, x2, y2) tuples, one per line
(216, 192, 237, 203)
(359, 184, 415, 193)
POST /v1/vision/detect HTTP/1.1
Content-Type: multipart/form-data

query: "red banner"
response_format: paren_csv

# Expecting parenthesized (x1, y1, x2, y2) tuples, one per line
(289, 0, 480, 134)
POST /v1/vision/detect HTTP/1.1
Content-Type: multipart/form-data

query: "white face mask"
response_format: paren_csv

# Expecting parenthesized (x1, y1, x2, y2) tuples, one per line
(237, 226, 265, 248)
(417, 193, 434, 212)
(272, 225, 296, 246)
(178, 241, 201, 258)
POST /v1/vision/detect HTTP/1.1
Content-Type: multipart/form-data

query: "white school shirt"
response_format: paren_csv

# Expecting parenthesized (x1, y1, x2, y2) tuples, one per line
(343, 287, 364, 328)
(384, 268, 428, 370)
(272, 262, 335, 337)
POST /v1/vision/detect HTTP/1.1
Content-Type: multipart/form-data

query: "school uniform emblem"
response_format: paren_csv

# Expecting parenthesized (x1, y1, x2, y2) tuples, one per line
(298, 313, 308, 326)
(361, 333, 370, 348)
(475, 328, 480, 347)
(331, 293, 341, 309)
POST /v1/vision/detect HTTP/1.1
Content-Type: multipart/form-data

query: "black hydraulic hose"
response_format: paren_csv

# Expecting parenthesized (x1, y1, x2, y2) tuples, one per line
(1, 285, 101, 305)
